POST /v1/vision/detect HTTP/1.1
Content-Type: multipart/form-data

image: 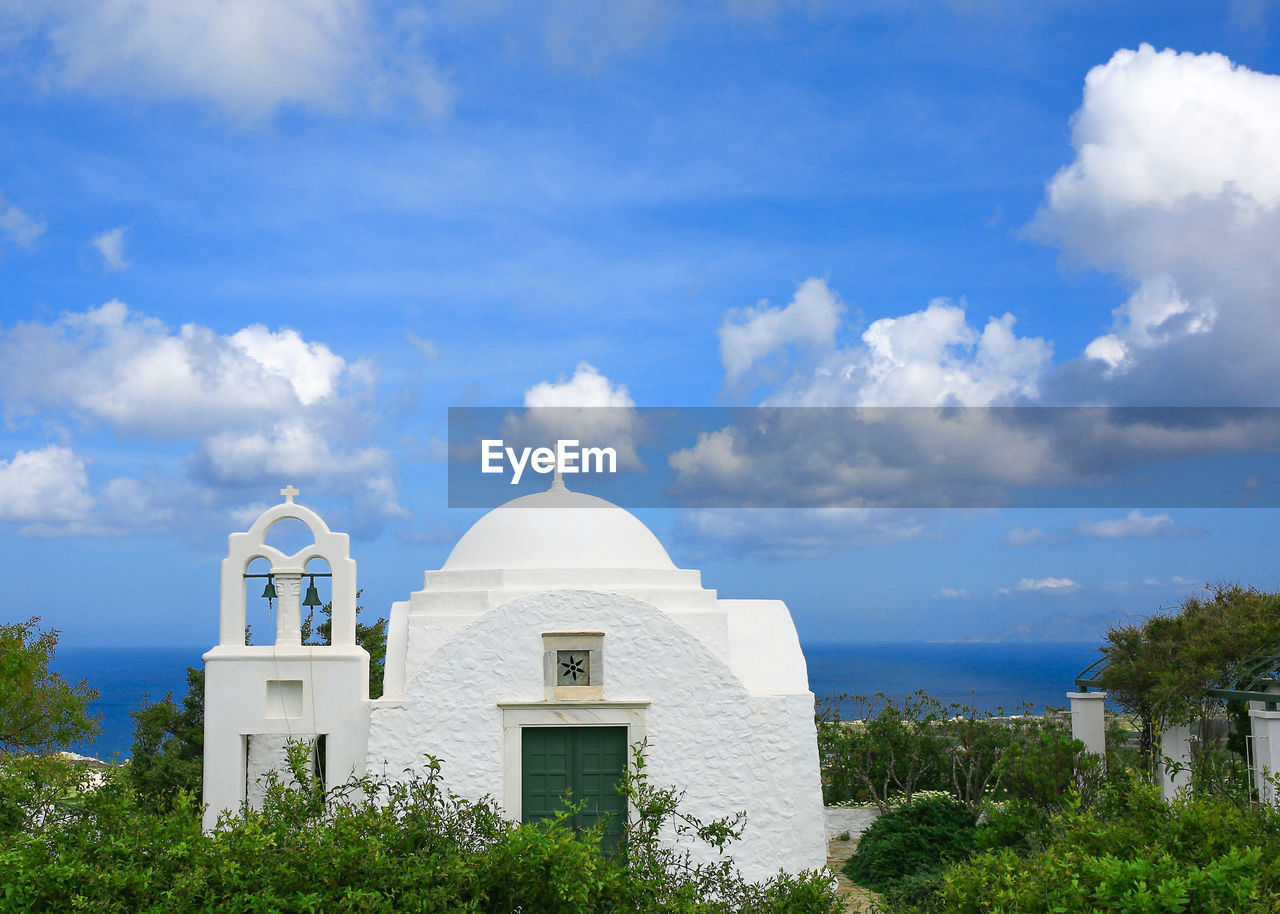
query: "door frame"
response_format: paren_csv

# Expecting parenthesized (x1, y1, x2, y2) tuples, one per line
(498, 701, 649, 821)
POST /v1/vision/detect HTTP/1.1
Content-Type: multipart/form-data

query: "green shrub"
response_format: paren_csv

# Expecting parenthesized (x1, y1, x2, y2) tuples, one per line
(925, 782, 1280, 914)
(879, 866, 951, 912)
(816, 692, 955, 808)
(995, 726, 1101, 807)
(970, 798, 1054, 856)
(0, 742, 841, 914)
(842, 794, 976, 893)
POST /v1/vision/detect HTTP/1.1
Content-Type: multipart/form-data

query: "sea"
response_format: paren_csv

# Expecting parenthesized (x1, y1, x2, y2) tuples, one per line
(50, 641, 1104, 761)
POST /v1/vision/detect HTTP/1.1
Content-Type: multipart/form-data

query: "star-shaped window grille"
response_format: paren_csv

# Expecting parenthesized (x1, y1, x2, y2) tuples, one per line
(557, 651, 589, 685)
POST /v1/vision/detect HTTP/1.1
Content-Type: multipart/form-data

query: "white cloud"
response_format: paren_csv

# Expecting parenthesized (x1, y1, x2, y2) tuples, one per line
(34, 0, 449, 120)
(0, 445, 91, 525)
(0, 190, 45, 248)
(756, 292, 1051, 407)
(938, 587, 967, 598)
(1045, 45, 1280, 214)
(195, 420, 377, 482)
(719, 278, 844, 386)
(191, 420, 404, 520)
(1036, 45, 1280, 403)
(1075, 509, 1185, 540)
(1003, 525, 1045, 547)
(0, 302, 404, 533)
(230, 324, 346, 405)
(92, 226, 129, 271)
(853, 305, 1050, 407)
(997, 576, 1078, 596)
(524, 362, 635, 408)
(0, 302, 348, 436)
(514, 362, 641, 470)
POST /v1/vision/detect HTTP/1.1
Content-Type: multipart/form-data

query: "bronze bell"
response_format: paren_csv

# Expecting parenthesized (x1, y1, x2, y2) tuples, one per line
(303, 576, 323, 608)
(261, 576, 278, 600)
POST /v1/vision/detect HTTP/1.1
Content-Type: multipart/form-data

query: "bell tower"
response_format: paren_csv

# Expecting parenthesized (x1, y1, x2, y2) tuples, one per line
(202, 486, 370, 830)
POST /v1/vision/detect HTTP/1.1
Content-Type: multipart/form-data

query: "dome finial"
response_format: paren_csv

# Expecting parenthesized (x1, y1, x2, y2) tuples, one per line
(550, 466, 567, 491)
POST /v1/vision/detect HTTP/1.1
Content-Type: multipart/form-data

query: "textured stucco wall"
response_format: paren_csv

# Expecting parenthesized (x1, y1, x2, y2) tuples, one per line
(366, 589, 828, 881)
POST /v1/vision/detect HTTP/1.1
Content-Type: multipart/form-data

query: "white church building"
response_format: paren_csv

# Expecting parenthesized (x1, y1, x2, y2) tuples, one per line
(203, 482, 828, 879)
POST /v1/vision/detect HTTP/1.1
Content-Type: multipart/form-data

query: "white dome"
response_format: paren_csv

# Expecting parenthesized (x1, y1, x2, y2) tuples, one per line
(443, 481, 676, 571)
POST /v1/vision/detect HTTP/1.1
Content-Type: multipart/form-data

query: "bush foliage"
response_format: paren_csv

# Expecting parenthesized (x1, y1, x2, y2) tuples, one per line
(842, 794, 975, 893)
(817, 690, 1091, 813)
(1, 742, 840, 913)
(930, 781, 1280, 913)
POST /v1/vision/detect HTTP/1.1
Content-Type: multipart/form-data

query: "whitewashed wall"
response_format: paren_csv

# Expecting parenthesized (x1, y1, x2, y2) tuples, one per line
(366, 589, 828, 881)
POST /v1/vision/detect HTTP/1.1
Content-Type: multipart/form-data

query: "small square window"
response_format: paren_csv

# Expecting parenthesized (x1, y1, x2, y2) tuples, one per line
(543, 632, 604, 700)
(557, 650, 590, 685)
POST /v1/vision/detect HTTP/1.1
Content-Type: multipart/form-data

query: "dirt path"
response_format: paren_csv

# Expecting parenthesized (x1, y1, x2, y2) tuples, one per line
(827, 836, 881, 913)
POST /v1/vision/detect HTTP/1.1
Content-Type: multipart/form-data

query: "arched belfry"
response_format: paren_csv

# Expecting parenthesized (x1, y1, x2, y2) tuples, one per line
(202, 486, 370, 830)
(216, 484, 359, 648)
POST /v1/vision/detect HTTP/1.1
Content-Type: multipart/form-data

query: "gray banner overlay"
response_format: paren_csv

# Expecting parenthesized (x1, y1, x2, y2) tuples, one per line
(447, 406, 1280, 509)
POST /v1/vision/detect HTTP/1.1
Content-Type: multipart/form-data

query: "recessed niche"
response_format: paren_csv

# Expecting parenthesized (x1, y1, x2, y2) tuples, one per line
(265, 679, 304, 718)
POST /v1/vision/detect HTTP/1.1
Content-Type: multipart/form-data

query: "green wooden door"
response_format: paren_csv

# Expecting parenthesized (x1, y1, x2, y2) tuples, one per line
(522, 726, 627, 852)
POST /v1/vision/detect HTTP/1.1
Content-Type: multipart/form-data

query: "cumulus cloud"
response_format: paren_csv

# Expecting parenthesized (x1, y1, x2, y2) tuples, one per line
(230, 324, 346, 405)
(524, 362, 635, 409)
(92, 227, 129, 271)
(0, 302, 403, 535)
(1044, 45, 1280, 215)
(1075, 509, 1194, 540)
(0, 444, 183, 537)
(937, 587, 967, 598)
(1036, 44, 1280, 404)
(511, 362, 642, 471)
(0, 190, 45, 248)
(678, 278, 1060, 520)
(719, 278, 844, 386)
(0, 302, 351, 436)
(747, 290, 1051, 408)
(22, 0, 449, 121)
(0, 446, 91, 526)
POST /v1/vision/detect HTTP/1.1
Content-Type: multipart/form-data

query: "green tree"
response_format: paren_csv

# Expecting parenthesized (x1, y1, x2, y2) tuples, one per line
(0, 617, 100, 758)
(1099, 585, 1280, 769)
(127, 667, 204, 811)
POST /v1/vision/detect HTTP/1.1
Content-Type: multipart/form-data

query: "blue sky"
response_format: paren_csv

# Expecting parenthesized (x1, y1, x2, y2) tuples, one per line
(4, 1, 1280, 646)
